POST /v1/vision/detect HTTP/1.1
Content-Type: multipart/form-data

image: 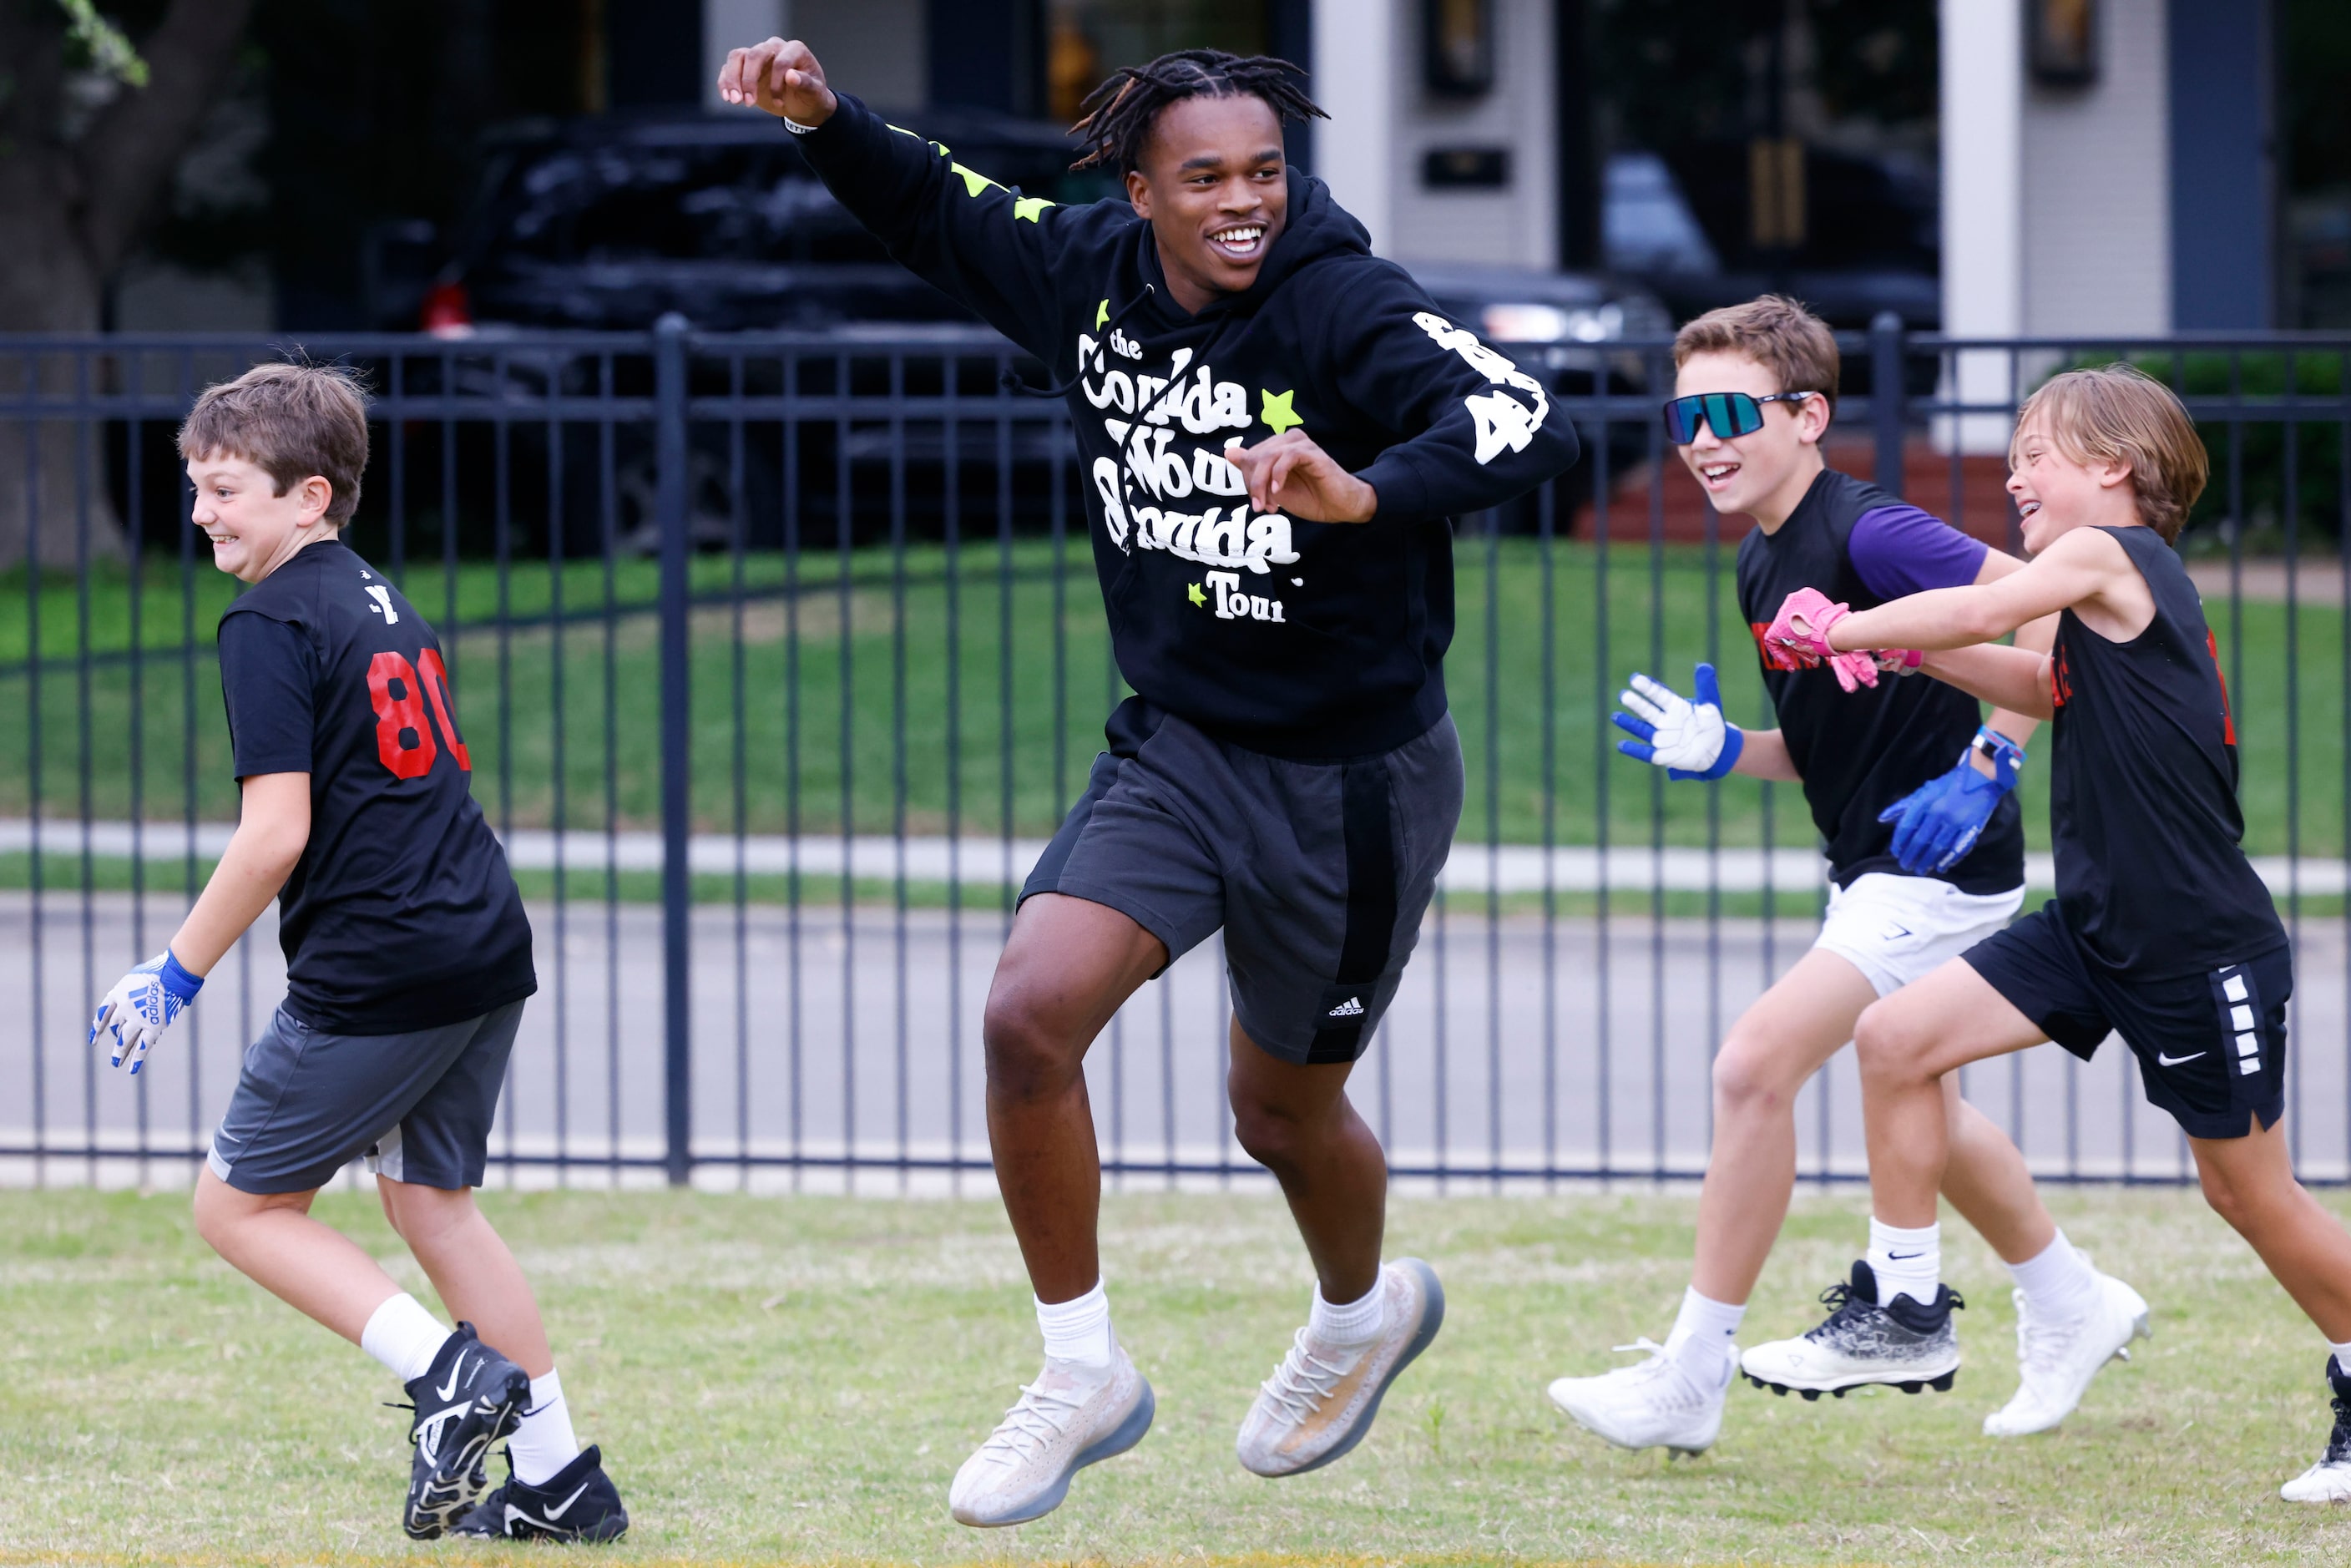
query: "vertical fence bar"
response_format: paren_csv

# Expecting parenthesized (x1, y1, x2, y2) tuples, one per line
(655, 315, 694, 1187)
(1872, 312, 1905, 498)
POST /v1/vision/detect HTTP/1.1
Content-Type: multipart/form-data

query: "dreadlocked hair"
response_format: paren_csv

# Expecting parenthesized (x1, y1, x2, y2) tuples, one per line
(1069, 49, 1327, 174)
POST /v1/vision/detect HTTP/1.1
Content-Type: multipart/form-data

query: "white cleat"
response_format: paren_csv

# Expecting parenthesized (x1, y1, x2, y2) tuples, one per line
(2281, 1356, 2351, 1504)
(1548, 1336, 1735, 1456)
(1982, 1263, 2151, 1437)
(1236, 1257, 1444, 1478)
(1740, 1261, 1961, 1399)
(947, 1347, 1154, 1528)
(2282, 1459, 2351, 1505)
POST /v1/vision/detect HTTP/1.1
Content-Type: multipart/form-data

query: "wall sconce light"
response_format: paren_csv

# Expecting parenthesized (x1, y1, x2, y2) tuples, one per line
(2029, 0, 2099, 86)
(1423, 0, 1495, 98)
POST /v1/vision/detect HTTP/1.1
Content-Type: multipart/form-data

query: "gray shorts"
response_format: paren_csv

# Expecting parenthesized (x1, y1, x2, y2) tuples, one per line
(205, 1001, 524, 1195)
(1020, 713, 1464, 1064)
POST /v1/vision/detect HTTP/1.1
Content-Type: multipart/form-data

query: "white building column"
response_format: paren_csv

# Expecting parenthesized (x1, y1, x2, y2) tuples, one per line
(1312, 0, 1398, 255)
(1939, 0, 2024, 452)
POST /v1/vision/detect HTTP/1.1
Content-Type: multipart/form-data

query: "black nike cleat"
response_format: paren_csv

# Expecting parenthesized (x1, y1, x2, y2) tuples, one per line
(452, 1445, 629, 1542)
(400, 1323, 531, 1540)
(1739, 1260, 1964, 1398)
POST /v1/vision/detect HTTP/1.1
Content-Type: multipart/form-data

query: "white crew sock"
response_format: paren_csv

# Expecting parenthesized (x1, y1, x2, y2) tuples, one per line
(2328, 1341, 2351, 1383)
(1309, 1275, 1388, 1347)
(361, 1292, 453, 1383)
(1664, 1286, 1746, 1374)
(1037, 1280, 1115, 1368)
(1867, 1217, 1942, 1309)
(506, 1369, 580, 1488)
(2006, 1230, 2099, 1322)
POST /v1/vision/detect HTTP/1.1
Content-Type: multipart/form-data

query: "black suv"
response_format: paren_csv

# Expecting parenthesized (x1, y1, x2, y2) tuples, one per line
(377, 108, 1119, 334)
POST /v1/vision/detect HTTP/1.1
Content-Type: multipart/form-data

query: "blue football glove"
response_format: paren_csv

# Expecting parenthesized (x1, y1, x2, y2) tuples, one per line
(89, 949, 203, 1075)
(1878, 735, 2022, 874)
(1614, 662, 1745, 781)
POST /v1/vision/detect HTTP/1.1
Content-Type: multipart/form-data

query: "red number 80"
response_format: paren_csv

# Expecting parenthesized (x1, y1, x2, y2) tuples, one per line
(367, 649, 472, 778)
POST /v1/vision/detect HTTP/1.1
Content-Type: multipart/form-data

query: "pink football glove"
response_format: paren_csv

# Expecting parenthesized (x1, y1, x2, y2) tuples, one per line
(1874, 647, 1925, 675)
(1766, 588, 1883, 693)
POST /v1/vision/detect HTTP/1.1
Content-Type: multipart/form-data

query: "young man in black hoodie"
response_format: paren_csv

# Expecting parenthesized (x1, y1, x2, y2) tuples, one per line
(720, 38, 1578, 1526)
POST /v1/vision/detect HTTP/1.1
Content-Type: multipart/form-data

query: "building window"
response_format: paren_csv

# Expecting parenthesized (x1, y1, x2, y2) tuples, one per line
(1048, 0, 1272, 124)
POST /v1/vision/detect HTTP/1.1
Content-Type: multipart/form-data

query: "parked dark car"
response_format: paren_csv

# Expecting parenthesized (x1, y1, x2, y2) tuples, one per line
(354, 110, 1664, 552)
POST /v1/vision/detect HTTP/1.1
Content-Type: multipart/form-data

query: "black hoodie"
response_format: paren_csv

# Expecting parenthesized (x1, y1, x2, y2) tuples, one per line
(796, 95, 1580, 760)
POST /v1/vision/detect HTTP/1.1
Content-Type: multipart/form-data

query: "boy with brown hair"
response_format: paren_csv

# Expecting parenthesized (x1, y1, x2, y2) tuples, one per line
(1772, 362, 2351, 1500)
(87, 361, 626, 1541)
(1550, 299, 2146, 1456)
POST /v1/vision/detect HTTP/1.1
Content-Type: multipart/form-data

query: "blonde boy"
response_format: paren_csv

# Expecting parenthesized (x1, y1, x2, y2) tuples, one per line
(1771, 362, 2351, 1499)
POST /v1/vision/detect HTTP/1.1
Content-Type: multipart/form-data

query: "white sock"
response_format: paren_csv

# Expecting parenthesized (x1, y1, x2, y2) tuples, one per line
(1867, 1216, 1942, 1309)
(361, 1293, 453, 1383)
(1664, 1286, 1745, 1373)
(1309, 1276, 1388, 1347)
(2328, 1341, 2351, 1382)
(506, 1370, 579, 1487)
(2006, 1230, 2099, 1321)
(1037, 1281, 1115, 1368)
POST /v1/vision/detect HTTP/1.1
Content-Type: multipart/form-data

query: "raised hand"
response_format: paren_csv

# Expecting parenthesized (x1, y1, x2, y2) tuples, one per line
(1613, 663, 1744, 781)
(715, 37, 838, 126)
(89, 950, 204, 1075)
(1227, 431, 1378, 523)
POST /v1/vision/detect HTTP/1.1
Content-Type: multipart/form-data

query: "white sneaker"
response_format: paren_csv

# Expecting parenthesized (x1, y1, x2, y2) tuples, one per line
(946, 1347, 1154, 1528)
(1548, 1337, 1735, 1455)
(2281, 1356, 2351, 1504)
(1982, 1262, 2151, 1437)
(1235, 1257, 1444, 1478)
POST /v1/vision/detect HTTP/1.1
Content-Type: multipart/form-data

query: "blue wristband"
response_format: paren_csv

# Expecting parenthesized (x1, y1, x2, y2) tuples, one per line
(1969, 727, 2025, 792)
(159, 949, 205, 1002)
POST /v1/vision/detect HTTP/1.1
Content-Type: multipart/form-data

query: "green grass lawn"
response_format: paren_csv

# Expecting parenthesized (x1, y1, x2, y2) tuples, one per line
(3, 539, 2344, 859)
(6, 1185, 2351, 1565)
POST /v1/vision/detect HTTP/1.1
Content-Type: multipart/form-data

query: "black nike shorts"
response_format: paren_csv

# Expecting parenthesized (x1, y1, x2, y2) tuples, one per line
(205, 1001, 525, 1193)
(1020, 712, 1464, 1065)
(1961, 901, 2290, 1140)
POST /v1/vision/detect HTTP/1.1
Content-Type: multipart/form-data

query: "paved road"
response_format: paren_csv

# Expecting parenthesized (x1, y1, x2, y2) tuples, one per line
(7, 890, 2350, 1186)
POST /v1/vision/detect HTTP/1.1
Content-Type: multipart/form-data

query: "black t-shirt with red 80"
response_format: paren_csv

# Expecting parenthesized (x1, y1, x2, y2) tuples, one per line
(216, 537, 535, 1034)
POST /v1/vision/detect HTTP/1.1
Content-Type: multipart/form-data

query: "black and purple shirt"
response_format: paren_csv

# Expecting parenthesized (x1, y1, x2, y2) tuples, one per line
(1734, 467, 2025, 894)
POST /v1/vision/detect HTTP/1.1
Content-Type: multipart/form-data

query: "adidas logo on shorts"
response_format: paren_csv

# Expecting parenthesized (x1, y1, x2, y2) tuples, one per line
(1327, 995, 1365, 1019)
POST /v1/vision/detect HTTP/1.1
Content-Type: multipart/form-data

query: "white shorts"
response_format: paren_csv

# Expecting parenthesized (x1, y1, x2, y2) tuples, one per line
(1813, 872, 2025, 999)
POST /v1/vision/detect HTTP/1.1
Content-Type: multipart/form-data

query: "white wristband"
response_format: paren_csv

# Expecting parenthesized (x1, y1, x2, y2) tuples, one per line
(781, 115, 822, 135)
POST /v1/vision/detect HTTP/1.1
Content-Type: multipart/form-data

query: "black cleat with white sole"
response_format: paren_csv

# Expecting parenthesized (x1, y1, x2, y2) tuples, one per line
(1739, 1260, 1964, 1399)
(452, 1445, 629, 1541)
(400, 1323, 532, 1540)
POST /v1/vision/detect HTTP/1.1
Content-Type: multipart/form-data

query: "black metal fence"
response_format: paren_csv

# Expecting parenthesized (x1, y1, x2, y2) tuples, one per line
(4, 318, 2350, 1190)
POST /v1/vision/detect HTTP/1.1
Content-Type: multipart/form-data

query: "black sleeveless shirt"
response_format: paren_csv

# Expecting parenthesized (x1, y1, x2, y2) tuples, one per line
(1735, 468, 2025, 893)
(2047, 525, 2285, 974)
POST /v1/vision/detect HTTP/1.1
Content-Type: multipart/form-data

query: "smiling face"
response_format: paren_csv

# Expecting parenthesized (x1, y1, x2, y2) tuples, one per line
(1125, 93, 1289, 314)
(1671, 350, 1831, 530)
(187, 452, 337, 584)
(2006, 418, 2140, 554)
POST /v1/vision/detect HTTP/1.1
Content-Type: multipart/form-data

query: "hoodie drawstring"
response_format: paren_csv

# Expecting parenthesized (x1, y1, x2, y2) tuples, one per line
(1001, 285, 1159, 399)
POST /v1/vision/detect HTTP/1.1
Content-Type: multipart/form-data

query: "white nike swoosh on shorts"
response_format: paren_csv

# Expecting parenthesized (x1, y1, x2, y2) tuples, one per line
(2156, 1051, 2207, 1066)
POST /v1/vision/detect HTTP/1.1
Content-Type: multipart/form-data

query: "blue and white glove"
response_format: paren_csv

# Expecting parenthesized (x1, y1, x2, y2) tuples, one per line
(89, 950, 204, 1075)
(1878, 728, 2025, 874)
(1613, 663, 1745, 781)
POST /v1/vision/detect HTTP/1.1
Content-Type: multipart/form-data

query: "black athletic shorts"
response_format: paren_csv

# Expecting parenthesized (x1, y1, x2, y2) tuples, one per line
(1962, 901, 2290, 1140)
(205, 1001, 526, 1193)
(1020, 712, 1464, 1065)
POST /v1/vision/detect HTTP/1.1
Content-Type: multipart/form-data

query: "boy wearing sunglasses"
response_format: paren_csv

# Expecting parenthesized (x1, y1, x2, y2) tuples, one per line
(1548, 296, 2145, 1455)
